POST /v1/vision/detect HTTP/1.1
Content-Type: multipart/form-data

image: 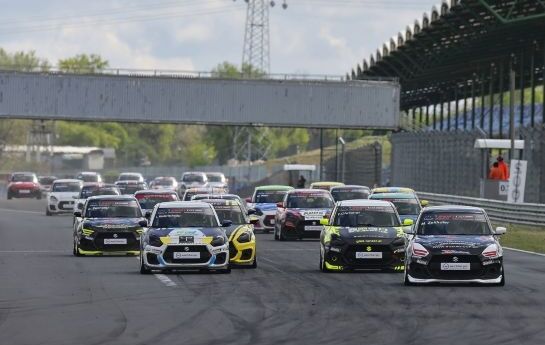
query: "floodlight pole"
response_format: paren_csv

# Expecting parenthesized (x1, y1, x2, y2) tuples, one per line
(509, 69, 515, 160)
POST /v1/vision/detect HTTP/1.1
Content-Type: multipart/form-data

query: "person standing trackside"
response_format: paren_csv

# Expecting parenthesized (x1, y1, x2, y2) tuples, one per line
(489, 162, 506, 180)
(497, 156, 510, 179)
(297, 175, 306, 188)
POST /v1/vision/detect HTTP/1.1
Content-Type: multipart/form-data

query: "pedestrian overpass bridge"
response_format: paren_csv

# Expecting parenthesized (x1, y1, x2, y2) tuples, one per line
(0, 70, 399, 129)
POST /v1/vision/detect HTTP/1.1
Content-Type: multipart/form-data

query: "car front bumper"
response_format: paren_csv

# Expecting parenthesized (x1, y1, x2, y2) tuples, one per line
(142, 243, 229, 270)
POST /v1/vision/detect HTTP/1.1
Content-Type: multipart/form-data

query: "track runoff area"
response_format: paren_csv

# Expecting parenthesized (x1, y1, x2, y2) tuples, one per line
(0, 198, 544, 345)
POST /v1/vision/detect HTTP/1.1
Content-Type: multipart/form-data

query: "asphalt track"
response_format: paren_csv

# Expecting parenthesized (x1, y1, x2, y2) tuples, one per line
(1, 199, 545, 345)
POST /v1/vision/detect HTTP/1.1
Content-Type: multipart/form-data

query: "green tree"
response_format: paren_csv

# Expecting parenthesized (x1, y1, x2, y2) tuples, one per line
(58, 54, 109, 73)
(0, 48, 50, 71)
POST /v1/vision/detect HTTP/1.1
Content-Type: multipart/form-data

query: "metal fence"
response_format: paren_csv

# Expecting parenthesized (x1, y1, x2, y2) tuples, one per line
(391, 130, 485, 197)
(520, 125, 545, 203)
(323, 143, 382, 188)
(418, 191, 545, 226)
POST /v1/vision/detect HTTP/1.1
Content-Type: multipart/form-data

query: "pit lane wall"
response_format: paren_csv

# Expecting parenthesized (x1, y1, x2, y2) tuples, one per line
(391, 126, 545, 204)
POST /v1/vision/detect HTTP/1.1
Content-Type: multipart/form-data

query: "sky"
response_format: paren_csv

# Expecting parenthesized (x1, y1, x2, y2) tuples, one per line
(0, 0, 439, 76)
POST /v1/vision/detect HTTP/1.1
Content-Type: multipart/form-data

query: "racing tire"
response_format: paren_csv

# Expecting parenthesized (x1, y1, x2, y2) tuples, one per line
(7, 192, 12, 200)
(73, 239, 83, 257)
(278, 226, 286, 241)
(403, 270, 414, 286)
(319, 253, 330, 273)
(495, 268, 505, 286)
(139, 255, 152, 274)
(36, 193, 42, 200)
(46, 208, 52, 216)
(273, 226, 279, 240)
(250, 257, 257, 269)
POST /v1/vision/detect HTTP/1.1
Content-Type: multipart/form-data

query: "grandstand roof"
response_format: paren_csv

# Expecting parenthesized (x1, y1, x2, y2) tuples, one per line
(351, 0, 545, 111)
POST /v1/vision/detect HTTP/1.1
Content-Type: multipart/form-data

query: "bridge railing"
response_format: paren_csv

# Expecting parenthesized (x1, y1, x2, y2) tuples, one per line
(417, 191, 545, 226)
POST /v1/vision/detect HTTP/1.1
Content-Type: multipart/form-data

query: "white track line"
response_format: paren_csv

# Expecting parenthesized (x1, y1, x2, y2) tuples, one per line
(0, 208, 42, 215)
(505, 247, 545, 257)
(0, 250, 68, 254)
(154, 274, 177, 287)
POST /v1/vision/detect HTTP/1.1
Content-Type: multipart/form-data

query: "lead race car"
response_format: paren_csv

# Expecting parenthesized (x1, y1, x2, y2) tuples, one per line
(73, 195, 146, 256)
(404, 205, 506, 286)
(319, 199, 411, 272)
(246, 185, 294, 233)
(139, 201, 231, 274)
(274, 189, 335, 240)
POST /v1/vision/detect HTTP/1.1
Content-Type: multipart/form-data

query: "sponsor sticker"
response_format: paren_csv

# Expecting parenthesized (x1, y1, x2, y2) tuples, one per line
(19, 190, 30, 194)
(104, 238, 127, 245)
(173, 252, 200, 259)
(356, 252, 382, 259)
(440, 263, 470, 270)
(304, 225, 323, 231)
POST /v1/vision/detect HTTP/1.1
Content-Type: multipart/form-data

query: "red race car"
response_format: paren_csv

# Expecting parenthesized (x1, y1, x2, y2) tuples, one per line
(7, 172, 42, 200)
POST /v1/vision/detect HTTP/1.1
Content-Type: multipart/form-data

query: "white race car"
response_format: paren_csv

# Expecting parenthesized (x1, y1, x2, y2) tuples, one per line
(46, 179, 83, 216)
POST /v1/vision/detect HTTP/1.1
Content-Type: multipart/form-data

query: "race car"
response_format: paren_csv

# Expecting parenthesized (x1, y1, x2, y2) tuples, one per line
(319, 199, 410, 272)
(38, 175, 57, 196)
(135, 189, 179, 216)
(201, 199, 257, 268)
(73, 184, 122, 228)
(117, 172, 145, 183)
(182, 187, 225, 201)
(6, 172, 42, 199)
(76, 171, 103, 183)
(115, 180, 148, 195)
(205, 172, 228, 191)
(404, 206, 506, 286)
(73, 195, 145, 256)
(191, 193, 246, 207)
(274, 189, 335, 240)
(139, 201, 231, 274)
(369, 192, 422, 223)
(330, 185, 370, 202)
(178, 172, 208, 195)
(245, 185, 294, 233)
(149, 176, 178, 191)
(309, 181, 345, 191)
(371, 187, 428, 207)
(46, 179, 83, 216)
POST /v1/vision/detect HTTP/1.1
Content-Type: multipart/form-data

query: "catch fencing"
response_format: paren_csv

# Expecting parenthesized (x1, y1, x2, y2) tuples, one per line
(322, 143, 382, 188)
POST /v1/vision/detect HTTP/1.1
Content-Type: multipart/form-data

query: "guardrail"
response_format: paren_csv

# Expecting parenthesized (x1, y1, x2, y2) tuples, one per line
(417, 192, 545, 226)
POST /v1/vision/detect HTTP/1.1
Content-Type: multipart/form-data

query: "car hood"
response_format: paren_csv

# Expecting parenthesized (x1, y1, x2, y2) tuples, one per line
(415, 235, 496, 255)
(147, 227, 225, 244)
(254, 203, 278, 212)
(82, 218, 143, 231)
(224, 224, 252, 239)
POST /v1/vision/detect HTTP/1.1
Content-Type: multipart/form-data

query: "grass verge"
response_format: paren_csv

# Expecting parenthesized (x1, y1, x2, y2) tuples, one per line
(495, 223, 545, 254)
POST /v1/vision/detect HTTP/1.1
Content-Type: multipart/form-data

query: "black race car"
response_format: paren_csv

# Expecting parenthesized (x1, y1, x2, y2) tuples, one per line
(404, 206, 506, 286)
(73, 195, 146, 256)
(319, 199, 409, 272)
(274, 189, 334, 240)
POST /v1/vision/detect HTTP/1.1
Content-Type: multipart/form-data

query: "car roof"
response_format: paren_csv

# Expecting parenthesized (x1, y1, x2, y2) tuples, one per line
(206, 172, 225, 176)
(288, 188, 331, 195)
(12, 171, 36, 175)
(255, 185, 294, 191)
(310, 181, 344, 186)
(183, 171, 206, 175)
(186, 187, 223, 192)
(337, 199, 395, 207)
(422, 205, 485, 213)
(53, 179, 82, 183)
(79, 171, 99, 175)
(369, 192, 416, 199)
(330, 185, 370, 191)
(372, 187, 415, 193)
(119, 172, 143, 176)
(157, 201, 212, 209)
(87, 195, 136, 201)
(135, 189, 177, 195)
(200, 199, 242, 206)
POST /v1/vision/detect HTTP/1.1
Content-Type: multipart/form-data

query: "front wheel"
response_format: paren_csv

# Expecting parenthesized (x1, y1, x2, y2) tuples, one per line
(7, 192, 12, 200)
(46, 208, 52, 216)
(320, 252, 330, 272)
(73, 238, 82, 257)
(403, 269, 414, 286)
(36, 193, 42, 200)
(496, 267, 505, 286)
(140, 255, 152, 274)
(250, 257, 257, 269)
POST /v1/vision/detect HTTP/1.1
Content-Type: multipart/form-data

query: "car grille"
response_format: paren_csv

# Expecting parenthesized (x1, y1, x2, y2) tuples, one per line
(229, 243, 237, 259)
(428, 255, 484, 280)
(163, 245, 211, 264)
(58, 201, 74, 210)
(94, 232, 139, 251)
(263, 215, 275, 227)
(343, 244, 393, 266)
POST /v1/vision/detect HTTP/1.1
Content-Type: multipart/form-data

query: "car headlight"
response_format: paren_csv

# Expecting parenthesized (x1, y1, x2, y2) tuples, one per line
(237, 231, 252, 243)
(482, 244, 501, 259)
(50, 196, 58, 202)
(411, 243, 429, 258)
(210, 236, 226, 247)
(148, 234, 163, 247)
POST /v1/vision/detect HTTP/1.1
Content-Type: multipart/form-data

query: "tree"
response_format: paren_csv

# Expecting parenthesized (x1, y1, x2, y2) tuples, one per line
(58, 54, 109, 73)
(211, 61, 266, 79)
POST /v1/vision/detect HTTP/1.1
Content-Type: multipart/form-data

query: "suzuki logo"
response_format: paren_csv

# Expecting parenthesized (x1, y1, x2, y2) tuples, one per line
(366, 246, 372, 252)
(453, 256, 459, 262)
(113, 234, 118, 238)
(184, 247, 190, 252)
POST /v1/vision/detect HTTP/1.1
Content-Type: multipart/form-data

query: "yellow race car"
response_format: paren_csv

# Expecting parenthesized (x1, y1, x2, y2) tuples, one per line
(200, 198, 257, 268)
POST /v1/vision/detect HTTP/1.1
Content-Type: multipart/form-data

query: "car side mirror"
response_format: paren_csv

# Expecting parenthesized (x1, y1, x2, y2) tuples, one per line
(222, 220, 233, 227)
(420, 200, 429, 207)
(276, 202, 284, 208)
(319, 219, 329, 226)
(73, 211, 82, 218)
(403, 219, 414, 226)
(247, 208, 256, 215)
(138, 220, 148, 227)
(145, 211, 152, 219)
(495, 226, 507, 235)
(245, 197, 252, 203)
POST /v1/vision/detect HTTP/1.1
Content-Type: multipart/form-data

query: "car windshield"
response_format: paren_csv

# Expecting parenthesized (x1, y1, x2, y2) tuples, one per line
(152, 207, 218, 227)
(333, 205, 400, 227)
(93, 188, 121, 196)
(80, 186, 99, 198)
(212, 204, 245, 224)
(331, 189, 370, 202)
(418, 212, 492, 235)
(136, 193, 178, 210)
(118, 184, 146, 194)
(85, 199, 141, 218)
(52, 182, 81, 193)
(207, 174, 224, 182)
(183, 174, 205, 183)
(254, 190, 287, 203)
(119, 174, 141, 181)
(154, 178, 175, 186)
(287, 193, 334, 209)
(12, 174, 34, 182)
(39, 177, 56, 185)
(78, 174, 99, 182)
(374, 198, 420, 215)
